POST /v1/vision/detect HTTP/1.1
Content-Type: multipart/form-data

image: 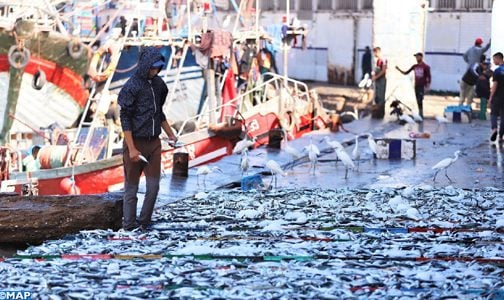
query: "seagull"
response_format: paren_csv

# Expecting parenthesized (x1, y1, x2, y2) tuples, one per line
(352, 135, 360, 171)
(435, 115, 449, 123)
(265, 159, 286, 189)
(196, 166, 222, 189)
(322, 136, 343, 166)
(366, 133, 377, 158)
(335, 147, 355, 179)
(240, 149, 250, 176)
(358, 73, 370, 88)
(411, 112, 423, 122)
(399, 113, 416, 125)
(233, 137, 255, 154)
(432, 150, 461, 182)
(304, 137, 320, 175)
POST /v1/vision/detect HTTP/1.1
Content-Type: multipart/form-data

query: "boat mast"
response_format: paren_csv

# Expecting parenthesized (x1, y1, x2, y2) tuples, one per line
(283, 0, 289, 83)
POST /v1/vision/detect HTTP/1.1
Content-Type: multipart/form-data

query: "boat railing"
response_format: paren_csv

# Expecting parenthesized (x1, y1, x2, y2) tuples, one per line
(174, 72, 313, 137)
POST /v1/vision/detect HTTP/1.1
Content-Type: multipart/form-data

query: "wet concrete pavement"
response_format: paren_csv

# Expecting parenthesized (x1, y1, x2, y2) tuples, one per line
(153, 116, 504, 208)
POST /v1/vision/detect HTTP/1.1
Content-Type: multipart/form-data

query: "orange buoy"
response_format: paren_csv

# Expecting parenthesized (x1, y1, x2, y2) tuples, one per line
(60, 177, 80, 195)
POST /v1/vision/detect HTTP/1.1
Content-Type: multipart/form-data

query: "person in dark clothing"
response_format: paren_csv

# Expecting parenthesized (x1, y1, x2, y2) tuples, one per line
(119, 16, 127, 37)
(476, 61, 492, 120)
(361, 46, 372, 79)
(371, 47, 387, 119)
(490, 52, 504, 142)
(118, 46, 177, 231)
(396, 52, 431, 118)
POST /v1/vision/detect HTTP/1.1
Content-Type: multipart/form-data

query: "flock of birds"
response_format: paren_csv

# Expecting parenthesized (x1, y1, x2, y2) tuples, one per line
(195, 126, 463, 190)
(196, 126, 461, 189)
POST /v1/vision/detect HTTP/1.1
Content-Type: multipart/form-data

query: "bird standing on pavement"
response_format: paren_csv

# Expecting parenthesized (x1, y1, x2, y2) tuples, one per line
(282, 129, 302, 169)
(265, 159, 286, 189)
(412, 112, 423, 122)
(366, 133, 377, 159)
(435, 115, 449, 123)
(233, 137, 255, 154)
(432, 150, 461, 182)
(322, 136, 343, 166)
(304, 137, 320, 175)
(352, 135, 361, 171)
(335, 146, 355, 179)
(197, 166, 223, 189)
(240, 149, 250, 177)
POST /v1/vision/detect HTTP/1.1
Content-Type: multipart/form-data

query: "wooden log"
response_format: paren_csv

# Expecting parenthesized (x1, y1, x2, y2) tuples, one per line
(0, 193, 123, 244)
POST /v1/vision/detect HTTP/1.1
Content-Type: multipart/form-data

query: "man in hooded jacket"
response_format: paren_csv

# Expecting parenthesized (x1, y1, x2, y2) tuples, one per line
(118, 46, 177, 231)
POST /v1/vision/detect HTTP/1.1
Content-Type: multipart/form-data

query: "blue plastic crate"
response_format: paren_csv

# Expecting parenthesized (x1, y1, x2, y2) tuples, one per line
(444, 105, 472, 123)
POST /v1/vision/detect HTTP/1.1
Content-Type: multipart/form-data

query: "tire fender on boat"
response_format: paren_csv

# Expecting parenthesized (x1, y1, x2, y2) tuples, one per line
(88, 46, 118, 82)
(279, 109, 295, 132)
(32, 69, 46, 90)
(60, 177, 80, 195)
(8, 45, 30, 69)
(67, 39, 84, 59)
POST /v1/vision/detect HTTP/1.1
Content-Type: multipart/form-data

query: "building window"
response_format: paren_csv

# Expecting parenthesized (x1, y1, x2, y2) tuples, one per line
(436, 0, 456, 9)
(317, 0, 332, 10)
(261, 0, 275, 11)
(463, 0, 484, 9)
(336, 0, 357, 10)
(278, 0, 295, 11)
(362, 0, 373, 9)
(299, 0, 312, 11)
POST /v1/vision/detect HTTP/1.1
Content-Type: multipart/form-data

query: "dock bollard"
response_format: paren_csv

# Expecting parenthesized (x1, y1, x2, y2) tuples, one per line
(268, 128, 284, 149)
(172, 152, 189, 177)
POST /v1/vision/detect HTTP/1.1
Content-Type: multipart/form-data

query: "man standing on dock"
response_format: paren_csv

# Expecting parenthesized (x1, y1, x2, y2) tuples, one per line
(118, 46, 178, 231)
(396, 52, 431, 118)
(489, 52, 504, 143)
(372, 47, 387, 119)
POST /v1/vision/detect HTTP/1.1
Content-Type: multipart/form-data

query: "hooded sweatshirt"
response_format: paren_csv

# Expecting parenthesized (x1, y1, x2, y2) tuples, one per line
(118, 47, 168, 138)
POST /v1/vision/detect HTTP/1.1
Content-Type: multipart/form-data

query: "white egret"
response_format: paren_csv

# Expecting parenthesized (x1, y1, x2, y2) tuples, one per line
(282, 129, 302, 169)
(358, 73, 369, 88)
(399, 113, 416, 125)
(411, 112, 423, 122)
(233, 137, 255, 154)
(304, 137, 320, 174)
(352, 135, 360, 171)
(322, 136, 342, 166)
(196, 166, 223, 189)
(240, 149, 250, 176)
(335, 147, 355, 179)
(432, 150, 461, 182)
(265, 159, 287, 189)
(435, 115, 449, 123)
(366, 133, 377, 158)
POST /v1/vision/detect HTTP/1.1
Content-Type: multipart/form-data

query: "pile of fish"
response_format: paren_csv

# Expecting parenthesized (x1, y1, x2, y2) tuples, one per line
(1, 186, 504, 298)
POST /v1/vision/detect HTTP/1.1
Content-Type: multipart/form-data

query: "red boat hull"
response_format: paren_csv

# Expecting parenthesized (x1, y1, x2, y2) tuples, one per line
(7, 107, 325, 195)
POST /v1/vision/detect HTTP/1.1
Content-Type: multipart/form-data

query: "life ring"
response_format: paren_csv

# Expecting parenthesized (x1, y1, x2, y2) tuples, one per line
(67, 39, 84, 59)
(32, 69, 46, 90)
(8, 45, 30, 69)
(88, 46, 118, 82)
(279, 110, 295, 132)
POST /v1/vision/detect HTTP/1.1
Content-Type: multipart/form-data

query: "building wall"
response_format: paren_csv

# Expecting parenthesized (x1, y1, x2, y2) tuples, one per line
(262, 10, 492, 92)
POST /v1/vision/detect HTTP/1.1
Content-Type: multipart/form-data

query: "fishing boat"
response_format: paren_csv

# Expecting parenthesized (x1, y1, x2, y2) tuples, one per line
(0, 0, 329, 196)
